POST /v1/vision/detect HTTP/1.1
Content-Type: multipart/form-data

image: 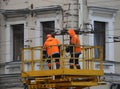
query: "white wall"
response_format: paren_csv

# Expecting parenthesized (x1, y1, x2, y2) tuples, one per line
(88, 7, 117, 73)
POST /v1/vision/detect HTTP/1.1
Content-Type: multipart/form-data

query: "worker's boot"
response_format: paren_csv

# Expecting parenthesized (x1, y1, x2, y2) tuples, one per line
(56, 64, 60, 69)
(76, 64, 81, 69)
(56, 62, 60, 69)
(49, 67, 51, 69)
(48, 63, 52, 69)
(70, 64, 74, 69)
(24, 83, 28, 89)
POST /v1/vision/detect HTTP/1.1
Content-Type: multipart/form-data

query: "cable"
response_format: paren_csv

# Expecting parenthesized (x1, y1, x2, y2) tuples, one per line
(0, 1, 120, 45)
(1, 24, 120, 31)
(0, 34, 119, 46)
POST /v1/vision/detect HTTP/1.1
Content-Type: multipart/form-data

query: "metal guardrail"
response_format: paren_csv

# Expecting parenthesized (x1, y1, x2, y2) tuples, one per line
(21, 45, 103, 75)
(21, 45, 104, 89)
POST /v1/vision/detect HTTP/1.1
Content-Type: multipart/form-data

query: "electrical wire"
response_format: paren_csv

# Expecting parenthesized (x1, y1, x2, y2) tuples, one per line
(1, 24, 120, 31)
(0, 33, 119, 47)
(0, 1, 120, 63)
(0, 1, 120, 46)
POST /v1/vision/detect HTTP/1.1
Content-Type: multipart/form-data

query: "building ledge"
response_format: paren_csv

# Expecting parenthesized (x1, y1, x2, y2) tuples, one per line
(88, 6, 118, 13)
(0, 5, 62, 18)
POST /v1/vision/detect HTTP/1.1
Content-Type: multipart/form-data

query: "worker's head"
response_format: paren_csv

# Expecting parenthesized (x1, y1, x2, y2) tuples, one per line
(46, 34, 52, 38)
(67, 28, 76, 37)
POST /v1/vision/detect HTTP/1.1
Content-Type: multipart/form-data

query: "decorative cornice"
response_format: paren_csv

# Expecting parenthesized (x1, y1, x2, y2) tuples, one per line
(88, 6, 118, 16)
(88, 6, 118, 13)
(0, 5, 62, 18)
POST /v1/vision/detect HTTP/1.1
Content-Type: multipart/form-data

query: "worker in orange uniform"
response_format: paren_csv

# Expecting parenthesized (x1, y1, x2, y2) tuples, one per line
(67, 28, 81, 69)
(43, 34, 60, 69)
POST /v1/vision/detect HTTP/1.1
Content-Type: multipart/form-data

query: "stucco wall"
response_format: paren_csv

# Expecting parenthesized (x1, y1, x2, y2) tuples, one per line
(1, 0, 68, 9)
(0, 14, 6, 63)
(88, 0, 120, 62)
(114, 11, 120, 62)
(87, 1, 120, 79)
(90, 84, 109, 89)
(0, 0, 120, 89)
(115, 63, 120, 74)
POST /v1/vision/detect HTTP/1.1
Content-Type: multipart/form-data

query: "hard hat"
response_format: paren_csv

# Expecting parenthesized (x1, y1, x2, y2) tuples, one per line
(47, 34, 52, 38)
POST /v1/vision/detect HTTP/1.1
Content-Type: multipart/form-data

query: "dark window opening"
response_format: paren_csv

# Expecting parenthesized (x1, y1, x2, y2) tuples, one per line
(94, 21, 106, 60)
(41, 21, 55, 44)
(11, 24, 24, 61)
(110, 84, 120, 89)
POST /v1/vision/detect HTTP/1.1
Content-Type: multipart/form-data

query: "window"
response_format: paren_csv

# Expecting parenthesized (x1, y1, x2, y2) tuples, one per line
(94, 21, 106, 60)
(11, 24, 24, 61)
(41, 21, 55, 44)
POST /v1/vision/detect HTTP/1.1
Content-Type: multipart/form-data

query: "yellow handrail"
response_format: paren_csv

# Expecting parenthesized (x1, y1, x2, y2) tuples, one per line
(21, 45, 103, 72)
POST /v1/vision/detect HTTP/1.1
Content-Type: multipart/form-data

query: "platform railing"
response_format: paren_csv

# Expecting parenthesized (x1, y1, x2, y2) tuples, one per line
(21, 45, 103, 77)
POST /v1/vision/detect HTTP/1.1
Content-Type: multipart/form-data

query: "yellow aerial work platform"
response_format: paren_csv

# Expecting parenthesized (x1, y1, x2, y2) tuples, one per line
(21, 45, 104, 89)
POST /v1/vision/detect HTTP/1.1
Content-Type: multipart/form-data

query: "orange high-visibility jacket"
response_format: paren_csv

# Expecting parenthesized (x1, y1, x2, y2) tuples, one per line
(43, 37, 60, 56)
(67, 29, 81, 53)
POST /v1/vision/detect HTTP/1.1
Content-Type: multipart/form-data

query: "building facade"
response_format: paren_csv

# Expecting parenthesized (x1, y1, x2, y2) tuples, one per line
(87, 0, 120, 89)
(0, 0, 120, 89)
